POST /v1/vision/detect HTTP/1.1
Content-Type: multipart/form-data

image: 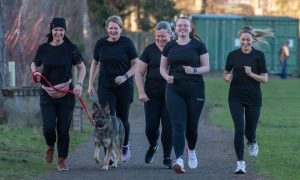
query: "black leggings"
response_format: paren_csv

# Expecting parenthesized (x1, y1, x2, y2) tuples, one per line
(229, 102, 261, 161)
(165, 80, 205, 158)
(144, 96, 172, 159)
(98, 84, 133, 146)
(40, 93, 75, 158)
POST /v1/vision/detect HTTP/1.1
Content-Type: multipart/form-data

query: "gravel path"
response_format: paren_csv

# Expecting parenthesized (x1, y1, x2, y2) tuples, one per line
(38, 102, 267, 180)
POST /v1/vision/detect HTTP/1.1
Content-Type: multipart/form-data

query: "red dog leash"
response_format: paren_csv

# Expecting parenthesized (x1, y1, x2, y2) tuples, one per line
(33, 72, 94, 126)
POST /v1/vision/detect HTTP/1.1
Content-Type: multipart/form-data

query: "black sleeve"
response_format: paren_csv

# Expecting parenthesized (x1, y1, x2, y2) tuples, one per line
(72, 45, 84, 65)
(93, 40, 100, 62)
(127, 39, 138, 60)
(196, 41, 208, 55)
(258, 52, 267, 73)
(162, 42, 170, 57)
(33, 46, 43, 67)
(225, 52, 233, 71)
(139, 45, 151, 64)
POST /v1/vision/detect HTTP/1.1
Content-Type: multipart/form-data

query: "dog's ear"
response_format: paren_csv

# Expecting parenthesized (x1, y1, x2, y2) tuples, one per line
(92, 103, 100, 114)
(103, 103, 110, 115)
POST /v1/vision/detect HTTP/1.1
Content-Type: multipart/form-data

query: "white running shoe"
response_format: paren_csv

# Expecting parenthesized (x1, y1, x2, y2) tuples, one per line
(172, 157, 185, 174)
(248, 142, 259, 157)
(235, 161, 246, 174)
(187, 149, 198, 169)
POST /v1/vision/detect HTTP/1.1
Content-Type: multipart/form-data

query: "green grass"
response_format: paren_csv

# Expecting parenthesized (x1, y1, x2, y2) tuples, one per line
(205, 76, 300, 180)
(0, 122, 91, 180)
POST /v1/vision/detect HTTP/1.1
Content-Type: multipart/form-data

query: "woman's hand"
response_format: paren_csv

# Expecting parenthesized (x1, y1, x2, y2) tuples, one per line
(183, 65, 194, 74)
(73, 84, 83, 97)
(88, 85, 96, 96)
(115, 75, 128, 85)
(244, 66, 252, 76)
(43, 80, 71, 98)
(166, 75, 174, 84)
(45, 87, 67, 98)
(138, 92, 149, 102)
(223, 70, 232, 83)
(32, 71, 41, 83)
(224, 73, 233, 82)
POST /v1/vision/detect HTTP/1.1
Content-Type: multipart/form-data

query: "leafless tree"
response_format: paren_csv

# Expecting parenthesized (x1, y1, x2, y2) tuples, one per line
(0, 0, 7, 121)
(0, 0, 7, 95)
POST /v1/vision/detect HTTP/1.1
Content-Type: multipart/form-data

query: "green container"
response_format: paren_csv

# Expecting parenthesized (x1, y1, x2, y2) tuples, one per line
(191, 14, 299, 74)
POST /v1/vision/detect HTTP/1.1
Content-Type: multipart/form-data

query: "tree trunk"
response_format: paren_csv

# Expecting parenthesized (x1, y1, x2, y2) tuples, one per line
(0, 0, 8, 122)
(0, 0, 7, 94)
(200, 0, 207, 14)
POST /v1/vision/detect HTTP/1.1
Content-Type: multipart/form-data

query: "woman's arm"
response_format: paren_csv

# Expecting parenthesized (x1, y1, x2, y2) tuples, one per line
(88, 59, 100, 95)
(196, 53, 210, 74)
(125, 58, 137, 78)
(160, 55, 174, 84)
(73, 62, 86, 97)
(76, 62, 86, 85)
(183, 53, 210, 75)
(30, 62, 41, 83)
(115, 58, 137, 85)
(134, 59, 149, 102)
(244, 66, 268, 83)
(223, 70, 233, 83)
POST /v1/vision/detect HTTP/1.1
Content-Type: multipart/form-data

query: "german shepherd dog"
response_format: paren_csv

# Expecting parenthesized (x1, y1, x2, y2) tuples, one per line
(92, 103, 125, 170)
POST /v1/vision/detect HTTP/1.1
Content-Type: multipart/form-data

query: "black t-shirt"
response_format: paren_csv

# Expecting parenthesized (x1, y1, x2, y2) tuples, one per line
(33, 41, 83, 87)
(139, 43, 165, 97)
(225, 48, 267, 106)
(162, 38, 207, 82)
(93, 36, 138, 88)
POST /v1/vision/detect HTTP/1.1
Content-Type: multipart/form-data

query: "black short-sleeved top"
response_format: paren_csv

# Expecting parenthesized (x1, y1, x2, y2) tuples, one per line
(93, 36, 138, 88)
(33, 41, 83, 87)
(139, 43, 165, 98)
(162, 38, 208, 82)
(225, 48, 267, 106)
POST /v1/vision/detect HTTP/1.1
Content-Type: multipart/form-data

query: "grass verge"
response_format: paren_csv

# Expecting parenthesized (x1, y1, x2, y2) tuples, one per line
(205, 76, 300, 180)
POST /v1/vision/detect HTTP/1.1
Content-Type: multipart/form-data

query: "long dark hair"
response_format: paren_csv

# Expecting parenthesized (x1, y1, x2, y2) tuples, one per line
(190, 22, 201, 41)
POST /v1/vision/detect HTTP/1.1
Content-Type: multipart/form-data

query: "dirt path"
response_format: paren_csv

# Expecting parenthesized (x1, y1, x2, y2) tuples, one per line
(38, 102, 267, 180)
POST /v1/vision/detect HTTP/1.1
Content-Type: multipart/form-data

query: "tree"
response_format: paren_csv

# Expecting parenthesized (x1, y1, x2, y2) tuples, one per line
(275, 0, 300, 17)
(87, 0, 179, 31)
(87, 0, 135, 28)
(0, 0, 7, 122)
(200, 0, 207, 14)
(140, 0, 178, 31)
(0, 0, 7, 92)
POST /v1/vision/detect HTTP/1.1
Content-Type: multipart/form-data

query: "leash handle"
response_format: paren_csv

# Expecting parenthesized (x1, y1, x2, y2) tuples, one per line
(33, 73, 94, 125)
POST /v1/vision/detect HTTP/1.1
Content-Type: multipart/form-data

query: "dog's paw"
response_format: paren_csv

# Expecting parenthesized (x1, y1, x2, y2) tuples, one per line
(94, 158, 100, 164)
(101, 165, 109, 171)
(111, 163, 118, 168)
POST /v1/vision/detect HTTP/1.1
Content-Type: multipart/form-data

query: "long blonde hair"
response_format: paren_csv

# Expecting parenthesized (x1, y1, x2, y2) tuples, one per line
(238, 25, 274, 44)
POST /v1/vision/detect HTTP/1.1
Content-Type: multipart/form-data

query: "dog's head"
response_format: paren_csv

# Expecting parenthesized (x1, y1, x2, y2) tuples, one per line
(92, 103, 110, 131)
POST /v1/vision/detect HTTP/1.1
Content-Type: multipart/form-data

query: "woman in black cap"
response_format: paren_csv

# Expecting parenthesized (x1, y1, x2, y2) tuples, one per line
(30, 17, 86, 171)
(88, 15, 138, 162)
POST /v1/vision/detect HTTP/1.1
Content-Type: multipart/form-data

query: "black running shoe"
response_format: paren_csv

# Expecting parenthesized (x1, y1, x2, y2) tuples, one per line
(163, 158, 172, 169)
(145, 144, 159, 164)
